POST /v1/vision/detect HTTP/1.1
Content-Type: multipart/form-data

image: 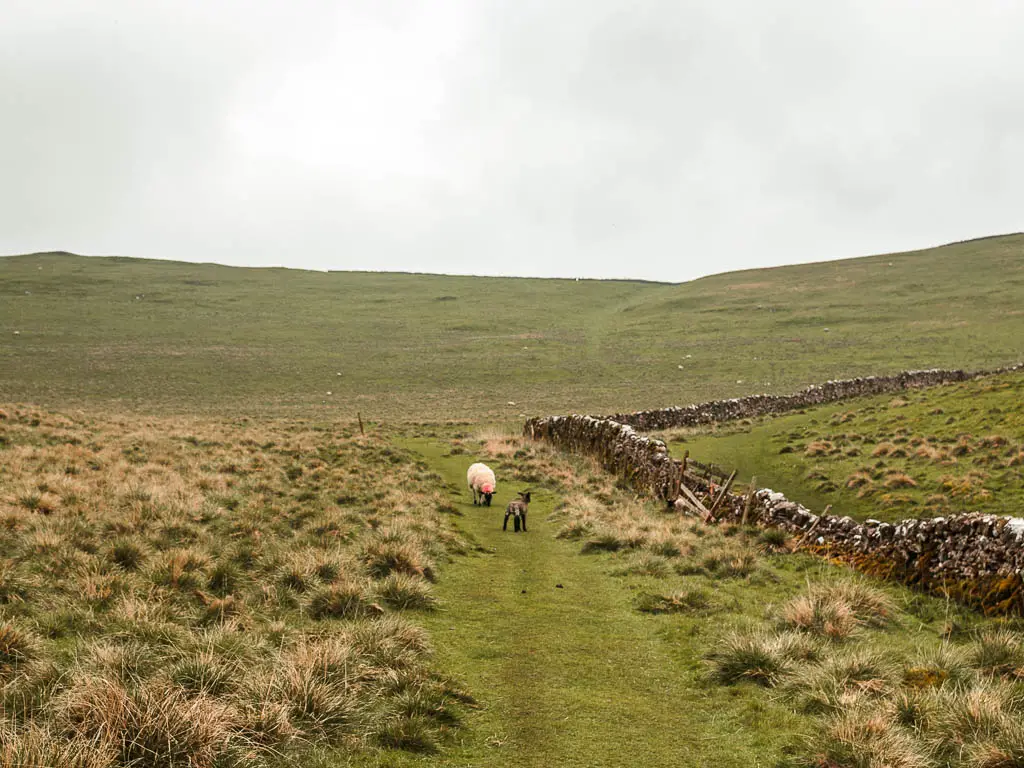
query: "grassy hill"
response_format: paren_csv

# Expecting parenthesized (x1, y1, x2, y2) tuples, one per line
(2, 234, 1023, 419)
(664, 370, 1024, 524)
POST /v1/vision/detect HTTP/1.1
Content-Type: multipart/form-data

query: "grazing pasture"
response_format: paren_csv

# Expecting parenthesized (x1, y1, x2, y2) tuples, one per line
(2, 234, 1024, 766)
(423, 428, 1024, 768)
(666, 371, 1024, 523)
(2, 234, 1024, 420)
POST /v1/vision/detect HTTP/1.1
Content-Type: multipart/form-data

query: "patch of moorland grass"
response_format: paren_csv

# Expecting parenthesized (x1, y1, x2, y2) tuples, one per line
(81, 641, 166, 689)
(613, 551, 673, 578)
(0, 621, 38, 678)
(785, 650, 900, 715)
(105, 538, 147, 571)
(902, 643, 975, 690)
(757, 527, 791, 552)
(924, 681, 1024, 763)
(969, 629, 1024, 678)
(307, 580, 377, 620)
(0, 410, 469, 765)
(169, 649, 241, 696)
(636, 587, 717, 615)
(375, 714, 440, 753)
(710, 631, 820, 686)
(580, 528, 645, 553)
(788, 699, 932, 768)
(0, 563, 35, 605)
(376, 573, 438, 611)
(782, 582, 897, 638)
(361, 538, 437, 582)
(56, 675, 243, 768)
(0, 724, 118, 768)
(675, 540, 760, 579)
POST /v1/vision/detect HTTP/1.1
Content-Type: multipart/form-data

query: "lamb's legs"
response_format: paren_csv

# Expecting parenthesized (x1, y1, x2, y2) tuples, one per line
(521, 511, 527, 532)
(503, 512, 510, 531)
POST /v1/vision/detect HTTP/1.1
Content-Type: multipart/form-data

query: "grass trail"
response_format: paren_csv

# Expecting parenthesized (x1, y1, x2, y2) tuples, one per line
(385, 439, 803, 768)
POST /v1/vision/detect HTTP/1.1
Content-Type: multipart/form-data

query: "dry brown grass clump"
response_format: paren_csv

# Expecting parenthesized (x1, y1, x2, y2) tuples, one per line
(781, 583, 896, 641)
(939, 471, 991, 499)
(883, 473, 918, 489)
(846, 471, 874, 489)
(473, 427, 520, 458)
(798, 699, 931, 768)
(805, 440, 836, 457)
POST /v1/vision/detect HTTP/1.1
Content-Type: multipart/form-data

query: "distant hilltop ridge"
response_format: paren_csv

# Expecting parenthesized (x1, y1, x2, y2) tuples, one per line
(3, 231, 1023, 282)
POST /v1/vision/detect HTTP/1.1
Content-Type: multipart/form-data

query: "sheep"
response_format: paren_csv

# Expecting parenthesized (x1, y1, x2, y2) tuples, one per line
(504, 491, 530, 532)
(467, 462, 496, 507)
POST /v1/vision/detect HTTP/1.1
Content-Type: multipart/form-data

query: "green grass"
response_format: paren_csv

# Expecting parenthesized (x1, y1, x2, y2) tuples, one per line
(3, 233, 1024, 419)
(4, 234, 1024, 765)
(386, 437, 812, 767)
(380, 430, 1018, 767)
(665, 371, 1024, 522)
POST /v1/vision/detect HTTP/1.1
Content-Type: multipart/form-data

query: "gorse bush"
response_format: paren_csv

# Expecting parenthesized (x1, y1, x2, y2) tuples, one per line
(0, 407, 467, 765)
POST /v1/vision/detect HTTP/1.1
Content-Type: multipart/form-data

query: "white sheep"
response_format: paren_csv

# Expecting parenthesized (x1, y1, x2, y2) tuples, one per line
(467, 462, 496, 507)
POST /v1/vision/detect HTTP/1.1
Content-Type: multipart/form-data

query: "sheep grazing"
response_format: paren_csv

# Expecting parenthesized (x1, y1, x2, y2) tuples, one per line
(504, 491, 530, 532)
(467, 462, 496, 507)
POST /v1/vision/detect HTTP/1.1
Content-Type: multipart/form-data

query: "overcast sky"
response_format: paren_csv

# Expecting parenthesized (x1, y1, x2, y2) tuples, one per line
(1, 1, 1022, 281)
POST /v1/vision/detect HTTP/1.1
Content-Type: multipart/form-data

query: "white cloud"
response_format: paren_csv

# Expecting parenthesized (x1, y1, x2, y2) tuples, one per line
(1, 0, 1022, 279)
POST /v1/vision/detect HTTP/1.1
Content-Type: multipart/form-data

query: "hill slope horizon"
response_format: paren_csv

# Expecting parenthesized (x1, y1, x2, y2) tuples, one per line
(8, 230, 1023, 284)
(2, 234, 1023, 420)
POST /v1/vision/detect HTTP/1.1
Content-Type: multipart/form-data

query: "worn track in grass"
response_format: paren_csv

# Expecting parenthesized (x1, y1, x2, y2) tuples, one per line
(380, 439, 803, 768)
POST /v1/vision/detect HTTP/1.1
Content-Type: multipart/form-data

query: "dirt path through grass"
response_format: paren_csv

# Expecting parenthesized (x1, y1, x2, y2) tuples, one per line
(389, 439, 796, 768)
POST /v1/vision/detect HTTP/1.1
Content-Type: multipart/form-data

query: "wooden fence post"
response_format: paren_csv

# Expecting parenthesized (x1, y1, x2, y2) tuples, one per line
(708, 469, 738, 519)
(741, 475, 757, 526)
(357, 412, 364, 436)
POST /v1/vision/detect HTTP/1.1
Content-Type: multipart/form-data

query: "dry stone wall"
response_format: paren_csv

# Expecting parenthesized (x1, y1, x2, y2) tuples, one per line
(524, 363, 1024, 614)
(601, 364, 1024, 431)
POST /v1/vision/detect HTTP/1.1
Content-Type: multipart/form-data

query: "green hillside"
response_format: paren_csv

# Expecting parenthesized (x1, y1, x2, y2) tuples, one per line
(2, 234, 1022, 419)
(664, 370, 1024, 523)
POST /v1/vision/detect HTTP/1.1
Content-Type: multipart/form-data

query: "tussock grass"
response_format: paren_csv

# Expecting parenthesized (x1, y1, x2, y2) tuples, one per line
(377, 572, 438, 611)
(757, 527, 791, 552)
(0, 724, 118, 768)
(613, 552, 673, 578)
(786, 650, 899, 714)
(711, 631, 819, 686)
(0, 407, 467, 764)
(903, 644, 974, 689)
(795, 700, 932, 768)
(970, 630, 1024, 678)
